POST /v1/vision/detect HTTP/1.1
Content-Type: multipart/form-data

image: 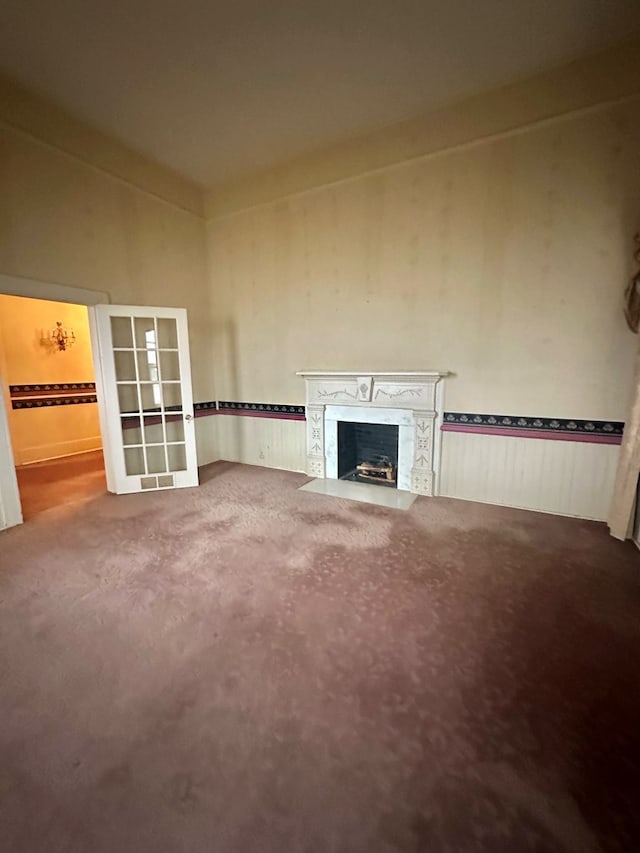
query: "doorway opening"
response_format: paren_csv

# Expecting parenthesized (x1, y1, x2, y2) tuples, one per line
(0, 294, 106, 519)
(0, 274, 199, 529)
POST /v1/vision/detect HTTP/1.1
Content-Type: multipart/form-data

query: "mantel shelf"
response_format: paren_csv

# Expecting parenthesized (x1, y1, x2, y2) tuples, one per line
(296, 370, 449, 379)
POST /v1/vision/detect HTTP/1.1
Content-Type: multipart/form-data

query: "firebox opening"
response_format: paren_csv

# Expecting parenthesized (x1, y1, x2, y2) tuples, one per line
(337, 421, 399, 488)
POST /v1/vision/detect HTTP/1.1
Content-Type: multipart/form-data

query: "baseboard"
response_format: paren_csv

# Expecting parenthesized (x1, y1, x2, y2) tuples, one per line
(15, 437, 102, 466)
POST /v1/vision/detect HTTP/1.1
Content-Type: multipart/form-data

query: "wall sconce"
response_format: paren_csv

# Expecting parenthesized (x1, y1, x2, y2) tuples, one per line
(50, 321, 76, 351)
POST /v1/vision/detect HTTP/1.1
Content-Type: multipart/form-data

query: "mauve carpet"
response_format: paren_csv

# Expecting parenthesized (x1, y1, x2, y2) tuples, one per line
(1, 461, 639, 853)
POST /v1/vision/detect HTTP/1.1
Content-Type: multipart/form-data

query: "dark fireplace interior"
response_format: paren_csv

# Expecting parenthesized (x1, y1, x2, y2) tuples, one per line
(338, 421, 399, 488)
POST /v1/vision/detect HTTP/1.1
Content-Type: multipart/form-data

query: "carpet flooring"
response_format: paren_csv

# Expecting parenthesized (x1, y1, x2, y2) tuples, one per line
(15, 449, 106, 520)
(1, 461, 639, 852)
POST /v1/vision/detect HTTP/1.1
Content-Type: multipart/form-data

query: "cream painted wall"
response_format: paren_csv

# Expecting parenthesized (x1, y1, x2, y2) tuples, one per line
(0, 74, 203, 216)
(207, 98, 640, 418)
(214, 415, 305, 473)
(206, 97, 640, 518)
(205, 37, 640, 219)
(0, 294, 100, 464)
(0, 119, 217, 463)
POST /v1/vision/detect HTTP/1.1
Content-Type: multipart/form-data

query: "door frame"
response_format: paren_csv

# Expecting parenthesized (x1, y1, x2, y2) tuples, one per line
(0, 273, 110, 530)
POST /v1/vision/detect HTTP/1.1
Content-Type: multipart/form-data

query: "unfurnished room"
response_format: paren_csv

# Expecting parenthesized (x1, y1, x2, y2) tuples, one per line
(1, 2, 640, 851)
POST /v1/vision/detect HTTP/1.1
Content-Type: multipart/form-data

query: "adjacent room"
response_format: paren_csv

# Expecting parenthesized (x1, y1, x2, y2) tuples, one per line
(1, 2, 640, 851)
(0, 294, 105, 519)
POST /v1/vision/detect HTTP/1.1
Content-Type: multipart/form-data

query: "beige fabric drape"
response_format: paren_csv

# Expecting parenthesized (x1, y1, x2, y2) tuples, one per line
(608, 338, 640, 539)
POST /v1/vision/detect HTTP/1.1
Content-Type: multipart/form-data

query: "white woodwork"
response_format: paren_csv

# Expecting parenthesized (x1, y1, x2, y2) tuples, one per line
(0, 382, 22, 529)
(0, 272, 109, 306)
(297, 371, 448, 496)
(91, 305, 198, 494)
(440, 430, 619, 521)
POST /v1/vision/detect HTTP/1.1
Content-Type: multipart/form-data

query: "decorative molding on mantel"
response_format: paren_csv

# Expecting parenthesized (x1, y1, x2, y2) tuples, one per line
(297, 371, 449, 497)
(296, 371, 448, 408)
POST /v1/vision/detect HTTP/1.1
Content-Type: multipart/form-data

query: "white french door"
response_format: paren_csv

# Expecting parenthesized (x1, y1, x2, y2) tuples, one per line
(91, 305, 198, 494)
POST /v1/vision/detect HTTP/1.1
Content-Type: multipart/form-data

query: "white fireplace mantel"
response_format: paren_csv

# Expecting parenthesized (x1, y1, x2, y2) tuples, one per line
(297, 370, 449, 496)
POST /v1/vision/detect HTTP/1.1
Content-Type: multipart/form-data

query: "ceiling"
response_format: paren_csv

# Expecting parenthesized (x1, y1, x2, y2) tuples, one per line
(1, 1, 639, 189)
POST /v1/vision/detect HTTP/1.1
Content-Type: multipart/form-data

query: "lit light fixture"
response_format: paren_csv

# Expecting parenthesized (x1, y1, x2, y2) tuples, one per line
(51, 321, 76, 351)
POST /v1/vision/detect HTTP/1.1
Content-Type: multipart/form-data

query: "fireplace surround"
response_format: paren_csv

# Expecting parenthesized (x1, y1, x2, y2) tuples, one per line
(297, 371, 448, 496)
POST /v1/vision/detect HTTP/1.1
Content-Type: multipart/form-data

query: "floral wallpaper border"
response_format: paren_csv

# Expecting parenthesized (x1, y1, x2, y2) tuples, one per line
(442, 412, 623, 444)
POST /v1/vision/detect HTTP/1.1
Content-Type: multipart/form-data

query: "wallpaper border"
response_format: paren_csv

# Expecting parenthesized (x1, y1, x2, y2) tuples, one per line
(12, 396, 98, 410)
(207, 402, 624, 444)
(442, 412, 623, 445)
(10, 382, 98, 410)
(216, 401, 305, 420)
(7, 389, 625, 446)
(194, 401, 218, 416)
(9, 382, 96, 396)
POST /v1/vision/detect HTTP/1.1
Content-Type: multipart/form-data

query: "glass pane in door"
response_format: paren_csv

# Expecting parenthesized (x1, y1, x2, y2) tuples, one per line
(114, 351, 137, 381)
(157, 318, 178, 348)
(159, 350, 180, 380)
(134, 317, 156, 348)
(111, 316, 133, 348)
(137, 349, 160, 383)
(165, 417, 185, 442)
(143, 416, 164, 444)
(122, 416, 142, 445)
(124, 447, 145, 475)
(146, 445, 167, 474)
(140, 384, 161, 412)
(118, 384, 140, 413)
(162, 383, 182, 411)
(168, 444, 187, 472)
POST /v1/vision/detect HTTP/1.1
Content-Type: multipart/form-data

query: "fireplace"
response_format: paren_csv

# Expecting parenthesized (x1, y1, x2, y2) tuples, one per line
(297, 371, 448, 497)
(338, 421, 399, 487)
